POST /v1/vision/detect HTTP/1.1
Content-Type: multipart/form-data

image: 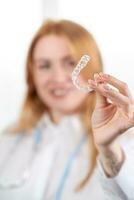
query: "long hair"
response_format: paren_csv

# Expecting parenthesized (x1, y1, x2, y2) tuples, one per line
(9, 19, 103, 189)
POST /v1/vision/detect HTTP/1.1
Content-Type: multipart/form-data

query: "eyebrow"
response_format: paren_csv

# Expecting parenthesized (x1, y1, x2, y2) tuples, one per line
(33, 58, 49, 64)
(33, 54, 75, 64)
(61, 55, 75, 61)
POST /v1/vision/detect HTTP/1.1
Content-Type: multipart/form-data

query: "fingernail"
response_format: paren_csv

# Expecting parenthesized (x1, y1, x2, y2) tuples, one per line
(99, 72, 103, 76)
(102, 73, 110, 78)
(103, 84, 110, 90)
(94, 73, 100, 79)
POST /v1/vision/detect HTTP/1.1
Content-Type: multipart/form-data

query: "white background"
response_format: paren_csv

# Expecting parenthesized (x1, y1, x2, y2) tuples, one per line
(0, 0, 134, 131)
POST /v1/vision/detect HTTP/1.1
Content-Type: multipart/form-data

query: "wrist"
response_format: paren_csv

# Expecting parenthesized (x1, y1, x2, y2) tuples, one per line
(97, 142, 125, 177)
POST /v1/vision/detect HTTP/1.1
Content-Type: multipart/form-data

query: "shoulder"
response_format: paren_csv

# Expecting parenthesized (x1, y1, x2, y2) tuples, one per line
(0, 129, 33, 146)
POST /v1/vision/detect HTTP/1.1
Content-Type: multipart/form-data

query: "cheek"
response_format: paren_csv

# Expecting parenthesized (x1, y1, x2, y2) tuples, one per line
(67, 90, 88, 106)
(33, 78, 49, 103)
(33, 73, 49, 90)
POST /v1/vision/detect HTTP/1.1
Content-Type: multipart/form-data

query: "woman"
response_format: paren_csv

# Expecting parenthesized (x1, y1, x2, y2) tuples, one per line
(0, 19, 134, 200)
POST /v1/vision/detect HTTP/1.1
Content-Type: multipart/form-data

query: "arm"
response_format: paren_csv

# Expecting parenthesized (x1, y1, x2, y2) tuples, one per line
(97, 142, 125, 177)
(88, 73, 134, 198)
(97, 130, 134, 199)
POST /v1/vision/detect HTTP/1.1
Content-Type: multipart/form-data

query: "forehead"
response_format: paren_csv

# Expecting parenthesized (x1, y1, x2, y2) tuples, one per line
(33, 34, 74, 60)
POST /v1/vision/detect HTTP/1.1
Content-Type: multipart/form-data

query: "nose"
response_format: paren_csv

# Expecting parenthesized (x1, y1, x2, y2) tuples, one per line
(52, 66, 69, 83)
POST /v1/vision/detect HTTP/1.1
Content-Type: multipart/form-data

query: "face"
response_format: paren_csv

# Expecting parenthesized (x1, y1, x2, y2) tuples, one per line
(32, 34, 88, 120)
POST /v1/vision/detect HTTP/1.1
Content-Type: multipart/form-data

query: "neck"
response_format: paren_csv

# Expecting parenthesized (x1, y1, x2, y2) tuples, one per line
(49, 110, 66, 124)
(49, 109, 80, 124)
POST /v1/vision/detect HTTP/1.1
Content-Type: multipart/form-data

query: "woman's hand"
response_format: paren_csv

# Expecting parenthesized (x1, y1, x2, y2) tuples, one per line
(88, 73, 134, 146)
(88, 73, 134, 177)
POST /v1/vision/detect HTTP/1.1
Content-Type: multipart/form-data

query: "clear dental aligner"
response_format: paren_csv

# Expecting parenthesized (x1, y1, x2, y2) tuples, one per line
(71, 55, 93, 93)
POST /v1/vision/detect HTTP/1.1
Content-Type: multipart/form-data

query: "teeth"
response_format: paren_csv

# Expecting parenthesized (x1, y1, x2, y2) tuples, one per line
(52, 89, 67, 96)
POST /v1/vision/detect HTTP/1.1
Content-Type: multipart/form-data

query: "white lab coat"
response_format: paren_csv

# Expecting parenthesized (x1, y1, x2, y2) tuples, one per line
(0, 114, 134, 200)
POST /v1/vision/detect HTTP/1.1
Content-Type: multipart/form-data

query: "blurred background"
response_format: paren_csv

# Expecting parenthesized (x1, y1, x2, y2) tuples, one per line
(0, 0, 134, 131)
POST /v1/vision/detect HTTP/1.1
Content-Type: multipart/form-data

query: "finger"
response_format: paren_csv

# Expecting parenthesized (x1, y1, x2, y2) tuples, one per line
(88, 79, 129, 109)
(95, 92, 110, 109)
(99, 73, 133, 99)
(88, 79, 110, 108)
(94, 73, 104, 84)
(102, 85, 134, 119)
(102, 84, 130, 109)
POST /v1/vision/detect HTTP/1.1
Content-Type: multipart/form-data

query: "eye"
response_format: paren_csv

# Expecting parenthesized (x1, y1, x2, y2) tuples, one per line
(68, 60, 76, 66)
(64, 59, 76, 68)
(38, 62, 51, 70)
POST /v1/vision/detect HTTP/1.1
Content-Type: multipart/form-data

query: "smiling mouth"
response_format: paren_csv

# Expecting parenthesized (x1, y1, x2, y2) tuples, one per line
(50, 89, 70, 97)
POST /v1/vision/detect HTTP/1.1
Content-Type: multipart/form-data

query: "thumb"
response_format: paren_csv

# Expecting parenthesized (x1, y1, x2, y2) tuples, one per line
(88, 79, 109, 109)
(95, 91, 109, 109)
